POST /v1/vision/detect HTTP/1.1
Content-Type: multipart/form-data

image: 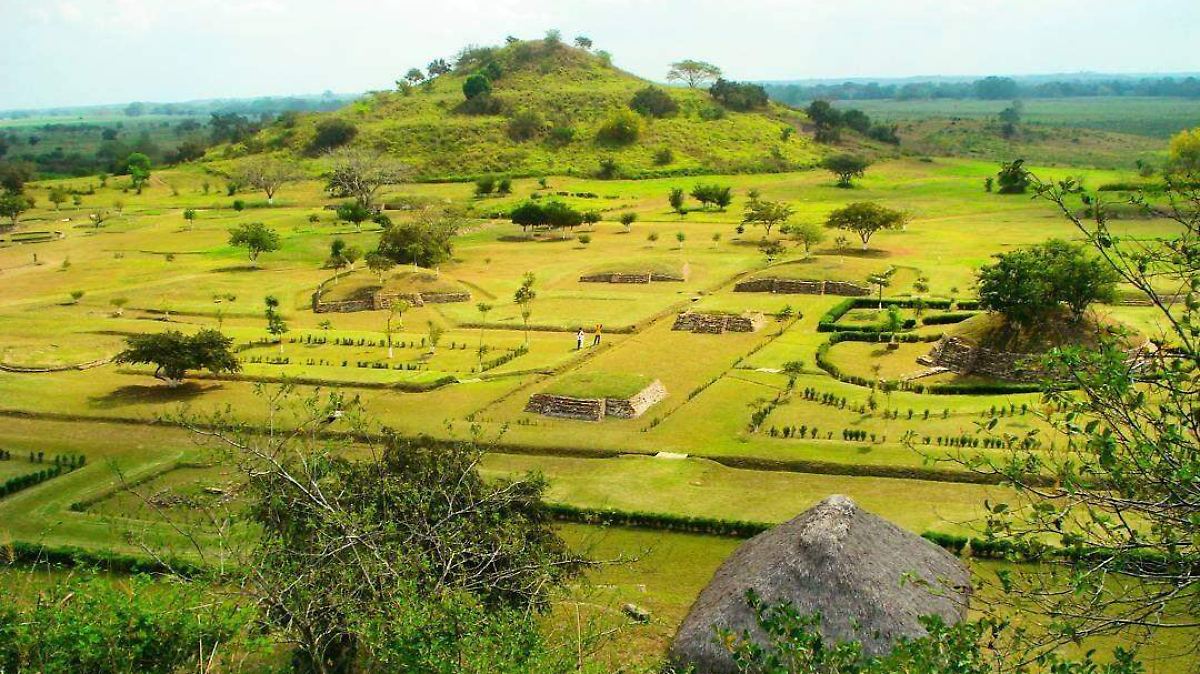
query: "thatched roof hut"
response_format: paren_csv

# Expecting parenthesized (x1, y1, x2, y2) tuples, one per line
(668, 495, 971, 674)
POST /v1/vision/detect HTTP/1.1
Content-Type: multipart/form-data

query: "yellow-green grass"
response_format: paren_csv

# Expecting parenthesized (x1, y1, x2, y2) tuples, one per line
(543, 372, 654, 399)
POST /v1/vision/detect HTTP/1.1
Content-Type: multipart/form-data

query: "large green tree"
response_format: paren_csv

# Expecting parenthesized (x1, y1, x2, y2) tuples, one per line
(114, 329, 240, 386)
(666, 59, 722, 88)
(824, 202, 906, 251)
(227, 222, 281, 266)
(822, 154, 871, 188)
(377, 206, 462, 269)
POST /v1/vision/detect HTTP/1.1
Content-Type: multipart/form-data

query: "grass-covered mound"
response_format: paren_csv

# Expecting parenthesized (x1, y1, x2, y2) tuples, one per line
(947, 309, 1140, 354)
(227, 39, 820, 179)
(320, 270, 465, 303)
(749, 257, 919, 287)
(583, 259, 684, 277)
(544, 372, 653, 400)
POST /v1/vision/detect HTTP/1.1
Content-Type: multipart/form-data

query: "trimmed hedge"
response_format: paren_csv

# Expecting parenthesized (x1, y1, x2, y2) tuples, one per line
(818, 297, 979, 333)
(546, 503, 771, 538)
(1, 540, 205, 577)
(921, 311, 978, 325)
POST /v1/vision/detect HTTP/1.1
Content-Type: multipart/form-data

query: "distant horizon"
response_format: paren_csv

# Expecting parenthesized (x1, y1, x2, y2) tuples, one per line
(4, 70, 1200, 116)
(4, 0, 1197, 110)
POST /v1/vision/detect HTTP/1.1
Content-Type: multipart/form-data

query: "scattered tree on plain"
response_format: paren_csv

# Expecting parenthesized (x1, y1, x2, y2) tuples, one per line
(235, 157, 302, 205)
(228, 222, 281, 267)
(824, 202, 906, 251)
(377, 206, 463, 269)
(742, 196, 793, 237)
(822, 154, 871, 188)
(114, 329, 239, 386)
(324, 147, 407, 211)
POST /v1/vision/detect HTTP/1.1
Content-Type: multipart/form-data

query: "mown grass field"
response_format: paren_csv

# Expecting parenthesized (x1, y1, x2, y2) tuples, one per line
(0, 147, 1192, 669)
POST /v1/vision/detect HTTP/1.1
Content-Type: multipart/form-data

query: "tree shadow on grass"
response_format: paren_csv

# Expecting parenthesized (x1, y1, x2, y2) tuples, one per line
(87, 381, 220, 410)
(210, 264, 260, 273)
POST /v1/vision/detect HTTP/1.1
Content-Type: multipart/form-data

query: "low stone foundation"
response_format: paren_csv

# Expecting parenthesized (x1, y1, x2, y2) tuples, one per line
(579, 272, 685, 284)
(734, 278, 869, 296)
(918, 337, 1040, 382)
(312, 289, 471, 314)
(525, 380, 668, 421)
(673, 312, 765, 334)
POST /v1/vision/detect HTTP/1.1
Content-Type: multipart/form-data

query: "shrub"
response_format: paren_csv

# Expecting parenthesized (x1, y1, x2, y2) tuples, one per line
(462, 73, 492, 100)
(308, 118, 358, 153)
(506, 109, 545, 141)
(597, 157, 620, 179)
(596, 109, 641, 145)
(709, 78, 768, 111)
(653, 147, 675, 166)
(629, 86, 679, 118)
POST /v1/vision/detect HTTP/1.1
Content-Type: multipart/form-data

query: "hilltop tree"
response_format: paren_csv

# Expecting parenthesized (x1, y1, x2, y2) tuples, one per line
(709, 79, 769, 111)
(573, 35, 593, 50)
(404, 67, 425, 84)
(742, 196, 793, 237)
(667, 59, 722, 89)
(427, 58, 451, 77)
(324, 147, 407, 211)
(228, 222, 281, 267)
(114, 329, 239, 387)
(822, 154, 871, 188)
(977, 239, 1117, 325)
(824, 202, 906, 251)
(235, 157, 303, 205)
(365, 250, 395, 285)
(377, 206, 462, 269)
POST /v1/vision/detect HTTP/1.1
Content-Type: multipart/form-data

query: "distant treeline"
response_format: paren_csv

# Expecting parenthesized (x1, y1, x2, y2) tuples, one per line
(764, 75, 1200, 106)
(1, 93, 359, 121)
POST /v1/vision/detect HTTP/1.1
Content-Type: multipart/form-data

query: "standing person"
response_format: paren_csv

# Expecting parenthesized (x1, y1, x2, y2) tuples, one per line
(575, 327, 584, 350)
(592, 323, 602, 347)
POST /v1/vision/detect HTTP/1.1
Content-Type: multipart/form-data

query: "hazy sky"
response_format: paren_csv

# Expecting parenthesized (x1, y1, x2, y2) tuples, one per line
(3, 0, 1198, 110)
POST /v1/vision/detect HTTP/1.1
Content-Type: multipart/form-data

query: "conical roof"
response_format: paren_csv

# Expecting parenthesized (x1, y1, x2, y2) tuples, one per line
(668, 495, 971, 674)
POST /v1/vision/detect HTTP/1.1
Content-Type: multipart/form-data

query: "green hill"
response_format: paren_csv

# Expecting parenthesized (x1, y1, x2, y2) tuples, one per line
(220, 39, 822, 180)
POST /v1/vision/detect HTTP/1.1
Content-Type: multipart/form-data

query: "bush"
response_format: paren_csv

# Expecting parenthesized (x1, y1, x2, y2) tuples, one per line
(921, 311, 977, 325)
(653, 147, 675, 166)
(506, 109, 545, 141)
(308, 118, 358, 154)
(595, 109, 641, 145)
(629, 86, 679, 118)
(462, 73, 492, 100)
(709, 78, 769, 111)
(699, 105, 727, 121)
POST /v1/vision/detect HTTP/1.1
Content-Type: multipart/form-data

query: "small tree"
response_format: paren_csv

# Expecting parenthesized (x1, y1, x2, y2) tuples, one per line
(668, 187, 686, 216)
(228, 222, 281, 267)
(235, 157, 302, 205)
(513, 272, 537, 344)
(385, 299, 409, 359)
(647, 231, 659, 246)
(997, 158, 1031, 194)
(182, 208, 197, 230)
(114, 329, 240, 387)
(0, 193, 33, 229)
(426, 320, 444, 355)
(711, 232, 721, 248)
(619, 211, 637, 232)
(48, 186, 67, 210)
(577, 233, 591, 247)
(758, 238, 785, 263)
(788, 220, 826, 256)
(366, 250, 396, 285)
(475, 302, 493, 370)
(69, 289, 85, 304)
(676, 231, 686, 250)
(822, 154, 871, 188)
(264, 295, 288, 353)
(742, 196, 793, 237)
(825, 202, 906, 251)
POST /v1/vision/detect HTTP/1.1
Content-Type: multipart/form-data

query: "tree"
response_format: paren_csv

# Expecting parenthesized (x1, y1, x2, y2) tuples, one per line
(742, 197, 793, 237)
(0, 160, 34, 195)
(328, 238, 350, 279)
(182, 207, 197, 230)
(675, 231, 686, 249)
(87, 208, 109, 229)
(996, 158, 1031, 194)
(619, 211, 637, 232)
(573, 36, 593, 50)
(463, 73, 492, 100)
(507, 109, 546, 141)
(788, 220, 826, 256)
(365, 251, 395, 285)
(235, 157, 302, 205)
(0, 192, 32, 229)
(426, 320, 444, 355)
(974, 75, 1019, 100)
(228, 222, 281, 267)
(48, 186, 67, 210)
(376, 206, 462, 270)
(976, 239, 1118, 325)
(404, 67, 425, 84)
(824, 202, 906, 251)
(335, 201, 371, 231)
(309, 118, 358, 154)
(264, 295, 288, 352)
(114, 329, 240, 386)
(109, 297, 128, 317)
(932, 168, 1200, 661)
(385, 299, 409, 359)
(1037, 238, 1119, 320)
(822, 154, 871, 188)
(324, 147, 406, 211)
(1167, 126, 1200, 173)
(668, 187, 686, 216)
(866, 269, 894, 309)
(758, 238, 785, 263)
(667, 59, 722, 89)
(691, 183, 732, 211)
(125, 152, 151, 192)
(708, 79, 769, 111)
(427, 58, 451, 77)
(474, 175, 496, 196)
(629, 86, 678, 118)
(806, 100, 843, 142)
(513, 272, 537, 344)
(475, 302, 493, 370)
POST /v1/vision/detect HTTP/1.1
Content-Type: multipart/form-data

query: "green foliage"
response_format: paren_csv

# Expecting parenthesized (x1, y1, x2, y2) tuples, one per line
(742, 196, 794, 237)
(463, 73, 493, 100)
(996, 158, 1031, 194)
(629, 86, 679, 118)
(976, 239, 1117, 324)
(506, 108, 546, 141)
(509, 200, 583, 233)
(377, 207, 462, 267)
(709, 78, 769, 111)
(667, 60, 722, 88)
(0, 573, 250, 674)
(691, 183, 733, 210)
(114, 328, 240, 385)
(227, 221, 280, 264)
(309, 117, 358, 154)
(0, 192, 34, 227)
(824, 202, 906, 250)
(822, 153, 871, 187)
(595, 109, 641, 145)
(335, 200, 371, 225)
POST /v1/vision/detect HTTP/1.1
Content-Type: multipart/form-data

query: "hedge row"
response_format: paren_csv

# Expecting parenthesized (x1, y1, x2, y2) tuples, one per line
(817, 297, 980, 332)
(921, 311, 978, 325)
(1, 540, 205, 577)
(545, 503, 771, 539)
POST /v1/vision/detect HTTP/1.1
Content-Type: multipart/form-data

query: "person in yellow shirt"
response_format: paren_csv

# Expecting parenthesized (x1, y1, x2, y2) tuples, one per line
(592, 323, 602, 347)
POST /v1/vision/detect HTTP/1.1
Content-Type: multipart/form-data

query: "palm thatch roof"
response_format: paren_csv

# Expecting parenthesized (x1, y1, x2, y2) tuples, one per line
(668, 495, 971, 674)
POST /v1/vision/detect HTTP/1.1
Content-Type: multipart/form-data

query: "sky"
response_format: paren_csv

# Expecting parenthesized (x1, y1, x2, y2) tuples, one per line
(3, 0, 1198, 110)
